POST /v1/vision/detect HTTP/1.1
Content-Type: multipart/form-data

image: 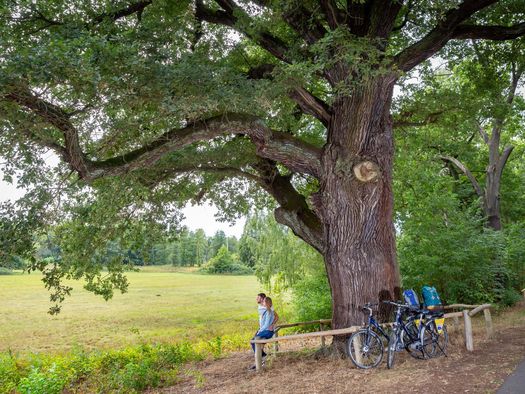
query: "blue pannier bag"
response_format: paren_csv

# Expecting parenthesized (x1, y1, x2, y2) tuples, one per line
(422, 285, 443, 311)
(403, 289, 420, 307)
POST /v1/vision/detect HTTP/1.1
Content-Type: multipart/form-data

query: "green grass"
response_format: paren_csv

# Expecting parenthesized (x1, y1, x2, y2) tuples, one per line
(0, 266, 260, 354)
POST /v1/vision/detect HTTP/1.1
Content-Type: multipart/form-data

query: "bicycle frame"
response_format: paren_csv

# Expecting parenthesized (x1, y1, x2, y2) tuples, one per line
(366, 314, 390, 343)
(390, 303, 425, 350)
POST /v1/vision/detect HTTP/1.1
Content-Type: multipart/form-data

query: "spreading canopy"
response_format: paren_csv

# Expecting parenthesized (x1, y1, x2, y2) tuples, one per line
(1, 0, 524, 311)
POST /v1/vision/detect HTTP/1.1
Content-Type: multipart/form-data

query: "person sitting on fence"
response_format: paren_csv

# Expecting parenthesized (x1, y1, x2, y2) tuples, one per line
(250, 297, 275, 369)
(256, 293, 279, 330)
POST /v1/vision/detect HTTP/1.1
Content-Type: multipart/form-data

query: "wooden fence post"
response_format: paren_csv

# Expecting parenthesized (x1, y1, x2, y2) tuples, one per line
(463, 310, 474, 351)
(255, 342, 263, 371)
(320, 323, 325, 348)
(273, 331, 279, 353)
(483, 308, 494, 338)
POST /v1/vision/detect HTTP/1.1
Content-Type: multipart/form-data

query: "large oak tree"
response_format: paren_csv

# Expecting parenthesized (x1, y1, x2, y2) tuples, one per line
(1, 1, 525, 346)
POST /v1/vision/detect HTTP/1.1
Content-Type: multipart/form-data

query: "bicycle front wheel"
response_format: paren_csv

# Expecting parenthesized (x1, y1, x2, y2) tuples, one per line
(387, 338, 396, 369)
(347, 329, 384, 369)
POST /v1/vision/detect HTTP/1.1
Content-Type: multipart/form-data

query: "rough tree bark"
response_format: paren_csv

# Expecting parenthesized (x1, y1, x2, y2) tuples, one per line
(313, 76, 401, 346)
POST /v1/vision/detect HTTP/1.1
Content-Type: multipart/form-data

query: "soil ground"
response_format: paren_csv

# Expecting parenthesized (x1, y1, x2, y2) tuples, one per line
(151, 302, 525, 394)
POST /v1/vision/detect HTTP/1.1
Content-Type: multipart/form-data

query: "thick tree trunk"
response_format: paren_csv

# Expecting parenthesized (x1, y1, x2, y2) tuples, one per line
(313, 76, 401, 352)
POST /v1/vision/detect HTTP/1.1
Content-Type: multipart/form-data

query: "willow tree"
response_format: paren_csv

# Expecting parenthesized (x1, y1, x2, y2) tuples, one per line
(1, 1, 525, 342)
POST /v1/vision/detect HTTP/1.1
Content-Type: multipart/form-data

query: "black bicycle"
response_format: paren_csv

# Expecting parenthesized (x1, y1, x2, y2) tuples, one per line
(384, 301, 448, 369)
(346, 303, 390, 369)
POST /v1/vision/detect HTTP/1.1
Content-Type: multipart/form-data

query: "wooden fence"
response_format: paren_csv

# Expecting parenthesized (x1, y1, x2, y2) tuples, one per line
(272, 303, 494, 352)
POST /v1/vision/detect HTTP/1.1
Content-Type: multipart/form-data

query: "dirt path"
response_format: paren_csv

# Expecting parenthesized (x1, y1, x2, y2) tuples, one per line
(151, 305, 525, 394)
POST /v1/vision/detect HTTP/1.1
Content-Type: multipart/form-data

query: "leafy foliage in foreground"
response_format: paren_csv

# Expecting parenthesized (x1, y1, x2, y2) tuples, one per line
(0, 333, 248, 394)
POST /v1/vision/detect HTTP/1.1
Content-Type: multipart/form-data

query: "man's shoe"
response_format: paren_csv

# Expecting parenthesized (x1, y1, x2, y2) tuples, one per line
(248, 364, 256, 370)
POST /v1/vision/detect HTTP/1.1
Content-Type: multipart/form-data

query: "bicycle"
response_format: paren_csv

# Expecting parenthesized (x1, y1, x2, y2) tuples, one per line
(382, 301, 422, 368)
(384, 301, 448, 369)
(346, 303, 390, 369)
(418, 307, 448, 358)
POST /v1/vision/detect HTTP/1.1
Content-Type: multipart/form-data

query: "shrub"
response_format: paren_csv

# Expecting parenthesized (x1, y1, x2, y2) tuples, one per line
(206, 337, 223, 359)
(0, 340, 212, 394)
(201, 246, 253, 275)
(0, 267, 14, 275)
(499, 288, 522, 307)
(290, 272, 332, 325)
(120, 359, 160, 391)
(0, 353, 25, 393)
(17, 364, 68, 394)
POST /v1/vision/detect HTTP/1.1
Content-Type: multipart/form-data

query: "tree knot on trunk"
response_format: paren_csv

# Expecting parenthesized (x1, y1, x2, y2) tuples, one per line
(353, 161, 380, 182)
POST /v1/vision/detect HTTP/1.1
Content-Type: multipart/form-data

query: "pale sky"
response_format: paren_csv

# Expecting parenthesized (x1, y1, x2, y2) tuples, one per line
(181, 203, 245, 238)
(0, 171, 246, 238)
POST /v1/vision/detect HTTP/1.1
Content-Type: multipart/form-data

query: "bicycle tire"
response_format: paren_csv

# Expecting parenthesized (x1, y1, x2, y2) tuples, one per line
(387, 337, 396, 369)
(421, 320, 448, 358)
(347, 329, 384, 369)
(402, 320, 428, 360)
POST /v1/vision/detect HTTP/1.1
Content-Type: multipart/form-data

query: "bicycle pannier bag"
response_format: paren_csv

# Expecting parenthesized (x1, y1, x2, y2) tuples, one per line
(422, 285, 442, 310)
(403, 289, 420, 307)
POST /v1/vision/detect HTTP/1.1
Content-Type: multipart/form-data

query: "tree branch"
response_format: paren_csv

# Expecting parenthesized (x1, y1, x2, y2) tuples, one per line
(4, 85, 91, 178)
(346, 1, 372, 36)
(440, 155, 483, 197)
(478, 123, 489, 144)
(248, 124, 323, 178)
(319, 0, 343, 29)
(141, 153, 325, 253)
(367, 0, 403, 38)
(279, 2, 327, 44)
(18, 1, 153, 32)
(392, 0, 414, 33)
(507, 65, 523, 105)
(195, 0, 293, 63)
(452, 22, 525, 41)
(393, 110, 445, 128)
(395, 0, 500, 72)
(92, 1, 153, 24)
(254, 160, 325, 253)
(247, 64, 331, 125)
(4, 86, 322, 179)
(288, 87, 332, 125)
(496, 145, 514, 180)
(138, 162, 264, 190)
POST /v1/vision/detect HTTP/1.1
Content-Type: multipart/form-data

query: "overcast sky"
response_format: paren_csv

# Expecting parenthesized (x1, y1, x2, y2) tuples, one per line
(0, 171, 246, 239)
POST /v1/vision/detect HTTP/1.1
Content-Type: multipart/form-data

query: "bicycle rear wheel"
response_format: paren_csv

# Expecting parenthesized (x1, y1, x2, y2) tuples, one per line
(403, 320, 431, 359)
(347, 329, 384, 369)
(421, 320, 448, 358)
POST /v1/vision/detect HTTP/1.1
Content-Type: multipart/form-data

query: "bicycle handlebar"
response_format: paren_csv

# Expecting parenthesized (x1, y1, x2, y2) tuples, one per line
(360, 302, 378, 314)
(359, 301, 427, 315)
(381, 300, 421, 312)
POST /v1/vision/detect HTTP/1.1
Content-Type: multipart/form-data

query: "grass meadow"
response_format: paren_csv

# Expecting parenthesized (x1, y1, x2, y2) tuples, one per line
(0, 266, 260, 354)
